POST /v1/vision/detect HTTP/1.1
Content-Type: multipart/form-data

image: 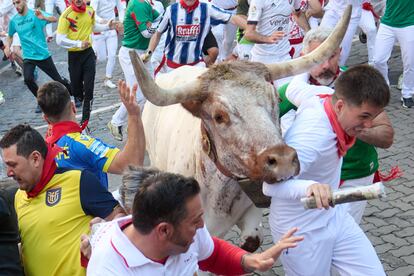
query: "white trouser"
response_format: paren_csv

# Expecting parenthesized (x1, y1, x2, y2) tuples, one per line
(340, 173, 375, 224)
(212, 9, 237, 61)
(111, 46, 154, 127)
(272, 207, 385, 276)
(359, 9, 377, 65)
(45, 0, 67, 37)
(374, 23, 414, 98)
(320, 9, 360, 66)
(92, 30, 118, 79)
(251, 52, 293, 87)
(309, 17, 321, 29)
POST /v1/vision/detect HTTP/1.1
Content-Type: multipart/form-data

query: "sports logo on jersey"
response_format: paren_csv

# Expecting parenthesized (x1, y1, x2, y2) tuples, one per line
(46, 187, 62, 207)
(176, 24, 200, 42)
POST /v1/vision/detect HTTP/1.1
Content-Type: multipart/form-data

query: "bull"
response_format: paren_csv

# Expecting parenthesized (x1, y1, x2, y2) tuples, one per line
(130, 7, 351, 252)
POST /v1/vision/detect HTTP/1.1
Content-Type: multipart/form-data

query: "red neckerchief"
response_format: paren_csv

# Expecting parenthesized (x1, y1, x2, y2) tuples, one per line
(45, 120, 88, 145)
(71, 1, 86, 13)
(180, 0, 200, 13)
(26, 144, 63, 198)
(318, 95, 356, 157)
(362, 2, 380, 19)
(309, 66, 340, 86)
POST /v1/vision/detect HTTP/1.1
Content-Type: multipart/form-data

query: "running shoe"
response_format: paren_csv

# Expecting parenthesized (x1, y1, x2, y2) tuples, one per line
(0, 91, 5, 105)
(401, 97, 414, 108)
(104, 79, 117, 89)
(107, 121, 123, 141)
(75, 97, 83, 108)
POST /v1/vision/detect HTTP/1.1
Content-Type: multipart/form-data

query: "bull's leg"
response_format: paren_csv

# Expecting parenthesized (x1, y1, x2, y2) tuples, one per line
(236, 205, 264, 253)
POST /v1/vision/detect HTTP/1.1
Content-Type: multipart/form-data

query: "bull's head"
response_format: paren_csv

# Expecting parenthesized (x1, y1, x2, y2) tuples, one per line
(130, 6, 351, 183)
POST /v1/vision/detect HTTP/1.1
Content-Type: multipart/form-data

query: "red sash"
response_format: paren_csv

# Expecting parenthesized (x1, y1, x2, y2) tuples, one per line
(362, 2, 380, 20)
(319, 94, 356, 157)
(71, 2, 86, 13)
(180, 0, 200, 13)
(45, 120, 88, 145)
(26, 144, 63, 198)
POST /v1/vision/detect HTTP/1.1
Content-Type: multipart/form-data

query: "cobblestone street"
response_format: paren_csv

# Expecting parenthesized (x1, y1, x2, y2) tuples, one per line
(1, 37, 413, 275)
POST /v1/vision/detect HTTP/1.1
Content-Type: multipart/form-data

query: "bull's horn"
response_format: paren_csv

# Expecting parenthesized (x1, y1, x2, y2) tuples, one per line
(266, 5, 352, 80)
(129, 51, 202, 106)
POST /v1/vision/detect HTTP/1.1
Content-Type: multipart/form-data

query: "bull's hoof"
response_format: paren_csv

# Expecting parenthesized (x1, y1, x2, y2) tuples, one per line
(240, 236, 261, 253)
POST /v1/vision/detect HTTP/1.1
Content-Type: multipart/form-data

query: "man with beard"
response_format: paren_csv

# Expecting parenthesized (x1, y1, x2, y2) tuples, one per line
(278, 27, 394, 225)
(86, 167, 304, 275)
(4, 0, 71, 113)
(0, 124, 125, 276)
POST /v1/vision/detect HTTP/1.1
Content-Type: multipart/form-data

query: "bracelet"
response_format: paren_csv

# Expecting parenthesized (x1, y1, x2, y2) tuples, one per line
(241, 253, 255, 273)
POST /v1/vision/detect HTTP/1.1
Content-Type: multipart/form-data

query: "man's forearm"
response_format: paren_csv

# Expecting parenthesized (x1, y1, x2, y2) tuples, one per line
(147, 31, 161, 53)
(356, 111, 394, 149)
(125, 114, 145, 166)
(230, 14, 247, 30)
(43, 15, 57, 23)
(244, 28, 270, 44)
(294, 11, 310, 32)
(356, 125, 394, 148)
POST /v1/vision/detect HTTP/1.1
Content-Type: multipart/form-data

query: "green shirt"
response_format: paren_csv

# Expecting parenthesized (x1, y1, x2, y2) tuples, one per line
(122, 0, 160, 50)
(381, 0, 414, 28)
(277, 79, 378, 181)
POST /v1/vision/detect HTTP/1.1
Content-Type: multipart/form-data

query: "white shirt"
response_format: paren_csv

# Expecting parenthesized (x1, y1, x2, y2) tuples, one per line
(90, 0, 126, 23)
(263, 76, 346, 235)
(325, 0, 363, 18)
(211, 0, 238, 10)
(0, 0, 16, 33)
(87, 216, 215, 276)
(247, 0, 301, 57)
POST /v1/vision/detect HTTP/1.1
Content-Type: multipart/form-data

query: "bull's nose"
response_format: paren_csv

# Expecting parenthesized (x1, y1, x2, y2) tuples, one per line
(257, 144, 300, 183)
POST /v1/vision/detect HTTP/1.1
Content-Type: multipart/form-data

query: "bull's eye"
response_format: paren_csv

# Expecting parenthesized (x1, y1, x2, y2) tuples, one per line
(213, 110, 229, 125)
(214, 114, 224, 124)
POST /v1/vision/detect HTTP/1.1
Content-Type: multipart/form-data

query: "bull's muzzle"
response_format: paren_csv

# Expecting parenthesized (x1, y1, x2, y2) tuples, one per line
(257, 144, 300, 183)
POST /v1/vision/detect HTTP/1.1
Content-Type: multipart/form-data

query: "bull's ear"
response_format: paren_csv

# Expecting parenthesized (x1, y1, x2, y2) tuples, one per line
(181, 100, 203, 117)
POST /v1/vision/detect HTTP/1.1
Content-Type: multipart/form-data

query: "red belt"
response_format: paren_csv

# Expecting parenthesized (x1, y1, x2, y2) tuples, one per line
(289, 37, 304, 45)
(155, 55, 203, 75)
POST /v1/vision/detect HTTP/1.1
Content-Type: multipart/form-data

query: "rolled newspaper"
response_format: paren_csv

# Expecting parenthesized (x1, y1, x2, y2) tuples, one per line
(301, 182, 386, 209)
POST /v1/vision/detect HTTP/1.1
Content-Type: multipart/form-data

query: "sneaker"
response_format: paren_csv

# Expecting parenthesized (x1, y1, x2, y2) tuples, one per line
(75, 98, 83, 108)
(15, 64, 22, 77)
(107, 121, 123, 141)
(0, 91, 5, 105)
(397, 74, 403, 90)
(359, 31, 367, 44)
(35, 104, 42, 113)
(104, 79, 117, 89)
(401, 97, 414, 108)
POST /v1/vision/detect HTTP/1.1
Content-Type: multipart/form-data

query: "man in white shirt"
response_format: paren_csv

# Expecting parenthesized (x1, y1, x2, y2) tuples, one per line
(264, 65, 389, 275)
(244, 0, 310, 86)
(86, 167, 304, 275)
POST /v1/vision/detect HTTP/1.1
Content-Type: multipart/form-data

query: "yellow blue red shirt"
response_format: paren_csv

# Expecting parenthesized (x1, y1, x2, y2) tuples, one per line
(55, 132, 119, 189)
(14, 168, 119, 276)
(57, 5, 96, 51)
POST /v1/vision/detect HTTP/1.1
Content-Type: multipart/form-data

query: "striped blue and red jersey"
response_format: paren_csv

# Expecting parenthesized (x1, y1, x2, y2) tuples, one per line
(157, 2, 232, 65)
